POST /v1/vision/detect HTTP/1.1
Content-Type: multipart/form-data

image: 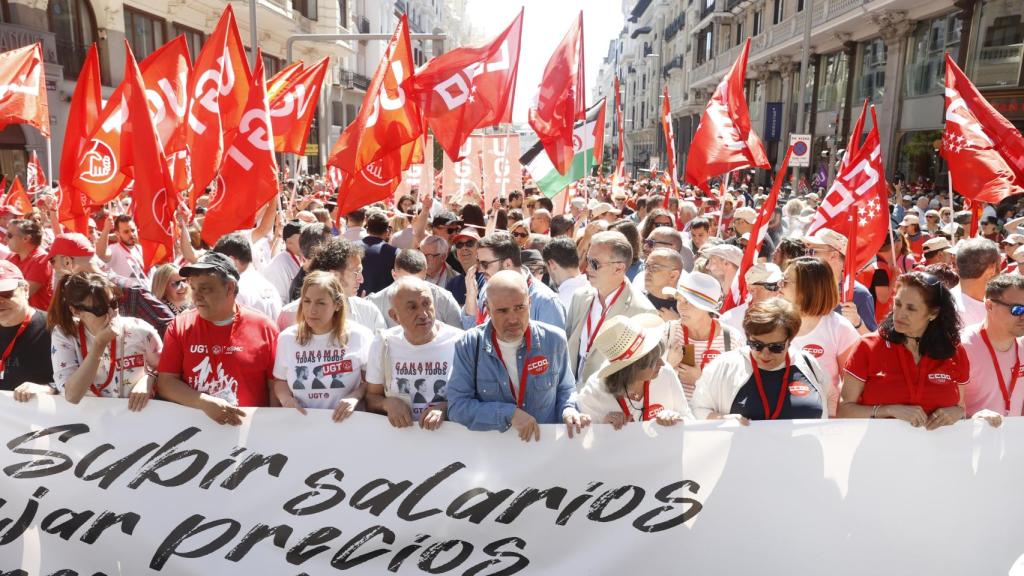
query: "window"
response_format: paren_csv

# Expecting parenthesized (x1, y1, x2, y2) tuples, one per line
(772, 0, 784, 25)
(48, 0, 97, 80)
(856, 38, 886, 102)
(262, 53, 285, 77)
(816, 51, 848, 110)
(736, 21, 744, 45)
(294, 0, 317, 21)
(797, 0, 804, 12)
(753, 10, 762, 35)
(124, 7, 165, 62)
(905, 12, 961, 97)
(968, 0, 1024, 87)
(338, 0, 348, 27)
(173, 24, 204, 61)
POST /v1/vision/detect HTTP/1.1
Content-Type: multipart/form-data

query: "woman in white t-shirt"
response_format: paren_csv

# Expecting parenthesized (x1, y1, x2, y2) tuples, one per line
(49, 273, 161, 410)
(781, 257, 859, 415)
(273, 271, 372, 422)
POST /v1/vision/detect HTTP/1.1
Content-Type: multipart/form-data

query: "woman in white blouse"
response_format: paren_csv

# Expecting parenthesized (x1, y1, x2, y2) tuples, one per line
(49, 272, 161, 410)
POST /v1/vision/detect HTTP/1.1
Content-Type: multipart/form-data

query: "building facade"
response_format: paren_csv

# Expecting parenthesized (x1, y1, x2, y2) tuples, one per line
(596, 0, 1024, 192)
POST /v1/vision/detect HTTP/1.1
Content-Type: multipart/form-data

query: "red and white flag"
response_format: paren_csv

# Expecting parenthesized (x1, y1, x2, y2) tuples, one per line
(442, 136, 482, 200)
(329, 16, 423, 214)
(683, 39, 769, 192)
(0, 44, 49, 137)
(141, 36, 192, 148)
(58, 43, 100, 232)
(528, 12, 585, 176)
(807, 106, 890, 278)
(267, 60, 304, 100)
(411, 10, 522, 161)
(661, 85, 678, 206)
(269, 57, 329, 155)
(3, 176, 31, 215)
(942, 53, 1024, 203)
(203, 54, 279, 246)
(26, 151, 46, 194)
(612, 75, 626, 191)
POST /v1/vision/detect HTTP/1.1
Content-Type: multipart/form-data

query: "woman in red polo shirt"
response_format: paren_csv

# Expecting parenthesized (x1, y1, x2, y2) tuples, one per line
(839, 271, 969, 429)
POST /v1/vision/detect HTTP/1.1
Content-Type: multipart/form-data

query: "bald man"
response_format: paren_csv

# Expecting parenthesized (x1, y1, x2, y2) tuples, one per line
(448, 271, 587, 442)
(365, 277, 464, 430)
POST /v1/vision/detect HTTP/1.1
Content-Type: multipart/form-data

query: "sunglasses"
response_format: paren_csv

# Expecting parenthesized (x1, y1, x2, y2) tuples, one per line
(171, 279, 187, 289)
(992, 299, 1024, 316)
(72, 302, 110, 316)
(754, 281, 781, 292)
(643, 239, 675, 249)
(0, 289, 15, 300)
(747, 338, 788, 353)
(587, 257, 623, 271)
(512, 231, 529, 239)
(653, 221, 673, 228)
(477, 257, 501, 269)
(454, 240, 477, 249)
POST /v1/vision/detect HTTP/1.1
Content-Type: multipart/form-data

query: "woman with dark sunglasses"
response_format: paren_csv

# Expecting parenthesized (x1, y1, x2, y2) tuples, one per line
(691, 298, 828, 422)
(151, 263, 193, 316)
(48, 272, 162, 411)
(839, 272, 984, 430)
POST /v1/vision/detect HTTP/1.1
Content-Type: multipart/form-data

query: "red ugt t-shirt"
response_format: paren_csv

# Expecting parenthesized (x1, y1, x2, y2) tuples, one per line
(158, 306, 279, 407)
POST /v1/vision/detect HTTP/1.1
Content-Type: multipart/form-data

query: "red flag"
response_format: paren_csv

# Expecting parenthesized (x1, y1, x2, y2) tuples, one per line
(73, 78, 130, 204)
(203, 55, 279, 245)
(0, 44, 49, 137)
(329, 16, 423, 213)
(269, 57, 329, 154)
(267, 60, 304, 100)
(123, 45, 178, 269)
(26, 151, 46, 194)
(942, 53, 1024, 203)
(661, 86, 678, 207)
(3, 177, 31, 214)
(528, 12, 585, 176)
(411, 10, 523, 161)
(613, 75, 626, 187)
(684, 39, 769, 192)
(58, 44, 100, 232)
(807, 109, 890, 275)
(844, 99, 869, 167)
(966, 198, 984, 237)
(722, 146, 793, 312)
(843, 209, 859, 302)
(177, 5, 252, 205)
(141, 36, 192, 149)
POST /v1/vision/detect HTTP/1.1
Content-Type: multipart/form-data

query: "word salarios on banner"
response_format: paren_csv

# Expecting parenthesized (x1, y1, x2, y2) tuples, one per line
(0, 394, 1022, 575)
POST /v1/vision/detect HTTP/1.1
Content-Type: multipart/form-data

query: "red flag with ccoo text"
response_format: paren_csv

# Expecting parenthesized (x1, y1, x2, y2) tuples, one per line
(528, 12, 585, 176)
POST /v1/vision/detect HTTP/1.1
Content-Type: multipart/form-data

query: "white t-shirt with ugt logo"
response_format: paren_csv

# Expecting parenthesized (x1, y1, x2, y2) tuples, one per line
(273, 323, 373, 410)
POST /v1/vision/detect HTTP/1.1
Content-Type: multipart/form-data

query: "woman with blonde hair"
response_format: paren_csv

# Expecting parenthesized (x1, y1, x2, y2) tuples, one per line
(272, 271, 374, 422)
(151, 263, 192, 315)
(49, 272, 161, 410)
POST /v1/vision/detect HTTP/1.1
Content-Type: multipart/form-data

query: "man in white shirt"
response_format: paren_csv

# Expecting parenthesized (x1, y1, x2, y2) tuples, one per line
(214, 233, 283, 322)
(542, 237, 588, 310)
(95, 214, 146, 282)
(262, 221, 304, 302)
(342, 207, 368, 242)
(953, 237, 1001, 329)
(420, 235, 457, 288)
(367, 249, 462, 328)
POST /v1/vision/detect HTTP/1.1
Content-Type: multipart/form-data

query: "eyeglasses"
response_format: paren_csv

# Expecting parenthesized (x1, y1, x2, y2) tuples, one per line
(477, 257, 501, 269)
(653, 220, 673, 228)
(0, 289, 15, 300)
(991, 299, 1024, 316)
(587, 257, 624, 271)
(72, 302, 110, 316)
(512, 231, 529, 239)
(926, 216, 938, 220)
(454, 240, 477, 249)
(753, 281, 781, 292)
(171, 279, 187, 289)
(423, 252, 445, 259)
(747, 338, 788, 353)
(643, 239, 676, 249)
(644, 263, 680, 274)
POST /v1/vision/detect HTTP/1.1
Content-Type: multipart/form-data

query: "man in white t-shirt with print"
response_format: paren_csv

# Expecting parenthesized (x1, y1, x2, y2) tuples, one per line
(365, 277, 462, 430)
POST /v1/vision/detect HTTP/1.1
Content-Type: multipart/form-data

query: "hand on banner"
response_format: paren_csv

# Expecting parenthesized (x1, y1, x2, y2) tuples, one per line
(655, 409, 685, 427)
(562, 408, 590, 438)
(709, 412, 750, 426)
(332, 397, 359, 423)
(604, 411, 628, 430)
(972, 409, 1003, 428)
(11, 382, 54, 402)
(200, 394, 246, 426)
(882, 404, 928, 427)
(127, 377, 151, 412)
(839, 302, 864, 330)
(420, 405, 445, 431)
(382, 396, 414, 428)
(511, 407, 540, 442)
(276, 391, 308, 415)
(925, 405, 966, 431)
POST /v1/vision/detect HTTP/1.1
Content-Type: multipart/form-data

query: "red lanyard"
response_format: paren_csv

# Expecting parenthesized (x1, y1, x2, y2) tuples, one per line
(684, 320, 718, 369)
(0, 312, 32, 377)
(288, 250, 301, 268)
(78, 323, 117, 396)
(585, 282, 627, 353)
(491, 324, 531, 407)
(749, 352, 791, 420)
(476, 302, 489, 325)
(616, 380, 651, 421)
(980, 328, 1020, 414)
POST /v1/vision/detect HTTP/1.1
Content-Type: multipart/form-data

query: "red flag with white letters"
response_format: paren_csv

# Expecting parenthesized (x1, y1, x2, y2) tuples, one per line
(0, 44, 49, 137)
(684, 39, 769, 192)
(202, 55, 279, 245)
(267, 60, 304, 100)
(942, 53, 1024, 203)
(411, 10, 522, 161)
(528, 12, 585, 176)
(3, 176, 31, 214)
(269, 57, 328, 155)
(58, 44, 100, 232)
(26, 151, 46, 194)
(141, 36, 192, 148)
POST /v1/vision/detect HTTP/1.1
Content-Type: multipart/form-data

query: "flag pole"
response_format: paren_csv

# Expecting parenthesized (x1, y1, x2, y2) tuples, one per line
(947, 171, 955, 218)
(715, 172, 729, 238)
(45, 138, 52, 193)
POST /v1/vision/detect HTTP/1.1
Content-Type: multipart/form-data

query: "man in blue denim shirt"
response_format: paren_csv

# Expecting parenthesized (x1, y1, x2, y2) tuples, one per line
(448, 271, 590, 442)
(460, 232, 566, 331)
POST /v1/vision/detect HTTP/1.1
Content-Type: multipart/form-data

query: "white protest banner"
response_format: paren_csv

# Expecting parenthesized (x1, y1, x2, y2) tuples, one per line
(0, 394, 1022, 575)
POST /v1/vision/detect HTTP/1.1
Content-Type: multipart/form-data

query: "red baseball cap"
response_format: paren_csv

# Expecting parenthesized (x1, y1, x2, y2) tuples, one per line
(0, 260, 24, 291)
(47, 233, 95, 261)
(0, 205, 23, 218)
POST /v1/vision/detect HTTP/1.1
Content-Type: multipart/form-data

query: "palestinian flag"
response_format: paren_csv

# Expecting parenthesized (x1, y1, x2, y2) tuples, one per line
(522, 98, 605, 198)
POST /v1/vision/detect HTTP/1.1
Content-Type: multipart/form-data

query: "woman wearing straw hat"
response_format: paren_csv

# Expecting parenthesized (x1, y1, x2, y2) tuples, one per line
(662, 271, 744, 402)
(691, 298, 828, 422)
(575, 313, 693, 428)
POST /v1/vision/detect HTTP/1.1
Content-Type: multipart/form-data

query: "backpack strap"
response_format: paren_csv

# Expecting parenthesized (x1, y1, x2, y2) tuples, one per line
(723, 327, 732, 351)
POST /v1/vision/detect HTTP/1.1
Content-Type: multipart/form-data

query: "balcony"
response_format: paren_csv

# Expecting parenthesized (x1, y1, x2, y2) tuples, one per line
(355, 15, 370, 33)
(395, 0, 407, 14)
(662, 55, 684, 75)
(664, 13, 686, 42)
(629, 0, 654, 23)
(338, 69, 371, 91)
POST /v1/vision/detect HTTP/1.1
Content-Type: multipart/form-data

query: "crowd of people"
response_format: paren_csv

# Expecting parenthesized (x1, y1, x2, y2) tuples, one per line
(3, 172, 1021, 439)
